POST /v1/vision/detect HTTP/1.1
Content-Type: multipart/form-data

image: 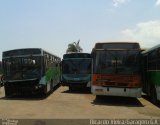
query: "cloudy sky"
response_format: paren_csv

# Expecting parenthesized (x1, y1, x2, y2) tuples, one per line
(0, 0, 160, 59)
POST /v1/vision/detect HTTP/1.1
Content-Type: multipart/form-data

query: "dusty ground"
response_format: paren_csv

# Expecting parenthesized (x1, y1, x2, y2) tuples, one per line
(0, 85, 160, 120)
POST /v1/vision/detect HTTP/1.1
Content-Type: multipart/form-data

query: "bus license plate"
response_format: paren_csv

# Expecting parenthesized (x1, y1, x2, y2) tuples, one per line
(73, 78, 80, 80)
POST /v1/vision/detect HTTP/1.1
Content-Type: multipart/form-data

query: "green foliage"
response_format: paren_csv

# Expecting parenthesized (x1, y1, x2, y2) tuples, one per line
(66, 40, 83, 53)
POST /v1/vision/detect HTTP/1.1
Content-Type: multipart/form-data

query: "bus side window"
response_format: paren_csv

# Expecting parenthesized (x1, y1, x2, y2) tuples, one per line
(45, 56, 49, 72)
(55, 63, 58, 67)
(157, 49, 160, 70)
(148, 51, 157, 70)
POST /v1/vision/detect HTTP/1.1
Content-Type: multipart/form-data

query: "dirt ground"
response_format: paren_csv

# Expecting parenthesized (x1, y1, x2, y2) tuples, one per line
(0, 85, 160, 120)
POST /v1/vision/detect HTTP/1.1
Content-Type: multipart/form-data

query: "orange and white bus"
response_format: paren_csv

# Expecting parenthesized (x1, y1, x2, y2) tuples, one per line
(91, 42, 142, 98)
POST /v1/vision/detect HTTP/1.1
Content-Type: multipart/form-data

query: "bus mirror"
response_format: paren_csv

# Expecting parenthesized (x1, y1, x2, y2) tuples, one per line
(30, 55, 33, 58)
(141, 49, 146, 52)
(56, 63, 58, 67)
(32, 60, 36, 64)
(0, 75, 4, 87)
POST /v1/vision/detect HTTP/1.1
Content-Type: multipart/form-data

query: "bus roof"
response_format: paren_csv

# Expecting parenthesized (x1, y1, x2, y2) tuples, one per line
(93, 42, 140, 50)
(3, 48, 61, 60)
(142, 44, 160, 55)
(63, 53, 91, 59)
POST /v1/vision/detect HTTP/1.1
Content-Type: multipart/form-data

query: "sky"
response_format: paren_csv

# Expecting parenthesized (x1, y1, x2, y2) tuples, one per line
(0, 0, 160, 59)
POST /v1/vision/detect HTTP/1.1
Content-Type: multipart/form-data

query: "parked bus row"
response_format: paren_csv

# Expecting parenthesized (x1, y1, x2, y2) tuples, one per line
(90, 42, 160, 104)
(0, 42, 160, 105)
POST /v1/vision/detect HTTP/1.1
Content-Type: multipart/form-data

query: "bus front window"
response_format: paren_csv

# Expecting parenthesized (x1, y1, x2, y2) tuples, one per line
(3, 57, 41, 80)
(94, 50, 140, 74)
(22, 57, 41, 79)
(63, 59, 91, 74)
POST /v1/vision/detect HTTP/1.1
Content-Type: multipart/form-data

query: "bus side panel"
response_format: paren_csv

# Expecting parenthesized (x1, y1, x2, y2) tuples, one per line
(39, 54, 61, 94)
(147, 71, 160, 101)
(148, 71, 160, 86)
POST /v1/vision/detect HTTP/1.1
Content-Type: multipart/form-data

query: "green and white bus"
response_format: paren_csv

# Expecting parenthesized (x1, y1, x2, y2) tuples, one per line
(61, 53, 92, 91)
(142, 44, 160, 104)
(2, 48, 61, 97)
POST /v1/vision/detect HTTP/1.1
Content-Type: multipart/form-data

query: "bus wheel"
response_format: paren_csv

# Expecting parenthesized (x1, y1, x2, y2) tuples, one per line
(4, 86, 11, 97)
(151, 86, 158, 105)
(42, 85, 47, 97)
(69, 86, 74, 91)
(96, 95, 103, 100)
(51, 79, 54, 91)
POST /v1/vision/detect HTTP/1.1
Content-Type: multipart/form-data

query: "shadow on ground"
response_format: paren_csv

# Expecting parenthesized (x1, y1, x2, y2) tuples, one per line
(92, 95, 144, 107)
(61, 87, 91, 94)
(0, 84, 60, 101)
(142, 94, 160, 108)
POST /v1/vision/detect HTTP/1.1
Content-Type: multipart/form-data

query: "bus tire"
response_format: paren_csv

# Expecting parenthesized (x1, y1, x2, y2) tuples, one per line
(96, 95, 103, 100)
(4, 86, 11, 97)
(151, 86, 158, 105)
(51, 79, 54, 91)
(0, 75, 4, 87)
(42, 85, 47, 97)
(69, 86, 74, 91)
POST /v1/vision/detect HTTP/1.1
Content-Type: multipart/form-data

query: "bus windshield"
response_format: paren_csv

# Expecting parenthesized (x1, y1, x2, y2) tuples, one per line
(62, 59, 91, 74)
(3, 56, 41, 80)
(94, 50, 140, 74)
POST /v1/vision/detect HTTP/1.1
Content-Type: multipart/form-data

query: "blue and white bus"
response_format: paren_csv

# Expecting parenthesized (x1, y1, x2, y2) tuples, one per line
(61, 53, 92, 91)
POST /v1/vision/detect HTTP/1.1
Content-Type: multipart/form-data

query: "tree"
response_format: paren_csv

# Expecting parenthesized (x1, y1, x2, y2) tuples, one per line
(66, 40, 83, 53)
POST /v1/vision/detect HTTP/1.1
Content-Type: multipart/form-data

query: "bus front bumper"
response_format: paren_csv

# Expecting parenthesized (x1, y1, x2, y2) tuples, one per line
(91, 85, 142, 98)
(61, 81, 91, 88)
